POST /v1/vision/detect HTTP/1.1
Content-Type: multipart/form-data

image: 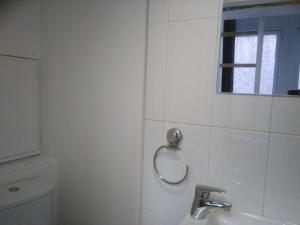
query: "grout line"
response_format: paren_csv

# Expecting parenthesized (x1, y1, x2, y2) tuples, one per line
(261, 95, 275, 216)
(139, 0, 151, 224)
(145, 119, 300, 137)
(143, 207, 160, 214)
(206, 126, 213, 185)
(0, 53, 40, 61)
(158, 120, 166, 225)
(159, 212, 183, 222)
(159, 213, 181, 222)
(261, 128, 272, 216)
(149, 21, 169, 25)
(162, 1, 170, 123)
(267, 131, 300, 137)
(144, 206, 183, 223)
(158, 3, 170, 224)
(158, 2, 170, 219)
(206, 0, 223, 186)
(167, 0, 170, 23)
(167, 16, 219, 24)
(158, 119, 165, 221)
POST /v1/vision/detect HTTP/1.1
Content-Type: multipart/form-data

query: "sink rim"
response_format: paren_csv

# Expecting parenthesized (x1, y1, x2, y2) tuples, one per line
(208, 210, 299, 225)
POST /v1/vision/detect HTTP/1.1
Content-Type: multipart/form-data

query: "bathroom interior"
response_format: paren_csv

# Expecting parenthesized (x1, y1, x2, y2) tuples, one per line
(0, 0, 299, 225)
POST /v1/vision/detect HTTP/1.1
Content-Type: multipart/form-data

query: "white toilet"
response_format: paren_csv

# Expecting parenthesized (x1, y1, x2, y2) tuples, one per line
(0, 178, 54, 225)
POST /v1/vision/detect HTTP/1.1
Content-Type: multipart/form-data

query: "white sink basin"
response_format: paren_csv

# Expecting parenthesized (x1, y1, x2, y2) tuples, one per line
(180, 210, 297, 225)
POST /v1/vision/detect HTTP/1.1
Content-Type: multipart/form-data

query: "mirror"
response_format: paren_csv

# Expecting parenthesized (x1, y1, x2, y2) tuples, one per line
(217, 0, 300, 96)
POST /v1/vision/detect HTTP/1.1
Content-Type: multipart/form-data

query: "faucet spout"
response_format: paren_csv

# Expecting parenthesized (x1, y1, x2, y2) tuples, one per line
(203, 200, 232, 210)
(190, 185, 232, 220)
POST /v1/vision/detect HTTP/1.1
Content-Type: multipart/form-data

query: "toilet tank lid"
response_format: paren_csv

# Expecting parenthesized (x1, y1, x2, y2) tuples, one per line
(0, 178, 54, 210)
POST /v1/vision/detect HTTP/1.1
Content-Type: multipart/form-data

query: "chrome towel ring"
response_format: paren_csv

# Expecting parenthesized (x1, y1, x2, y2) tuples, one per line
(153, 128, 189, 185)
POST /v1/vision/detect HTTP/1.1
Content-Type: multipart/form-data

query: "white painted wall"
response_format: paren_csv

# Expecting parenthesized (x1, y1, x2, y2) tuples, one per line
(142, 0, 300, 225)
(40, 1, 147, 225)
(0, 0, 41, 59)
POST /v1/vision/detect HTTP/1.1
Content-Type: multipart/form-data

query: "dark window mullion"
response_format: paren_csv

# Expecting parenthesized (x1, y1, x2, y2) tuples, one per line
(222, 20, 236, 92)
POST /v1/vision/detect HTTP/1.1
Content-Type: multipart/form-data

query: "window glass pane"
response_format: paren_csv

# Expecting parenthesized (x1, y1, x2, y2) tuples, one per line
(233, 67, 256, 94)
(298, 64, 300, 89)
(234, 36, 257, 64)
(260, 34, 277, 95)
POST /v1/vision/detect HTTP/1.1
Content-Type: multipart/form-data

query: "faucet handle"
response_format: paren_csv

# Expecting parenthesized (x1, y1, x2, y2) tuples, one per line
(195, 185, 226, 195)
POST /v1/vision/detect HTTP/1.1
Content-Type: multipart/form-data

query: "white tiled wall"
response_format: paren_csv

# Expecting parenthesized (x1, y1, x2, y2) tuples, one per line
(264, 134, 300, 223)
(145, 23, 168, 120)
(212, 94, 272, 132)
(209, 128, 269, 215)
(168, 0, 220, 21)
(142, 0, 300, 225)
(165, 19, 217, 125)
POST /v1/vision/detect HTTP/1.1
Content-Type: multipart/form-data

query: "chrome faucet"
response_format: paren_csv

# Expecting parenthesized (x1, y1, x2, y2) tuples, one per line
(190, 185, 232, 220)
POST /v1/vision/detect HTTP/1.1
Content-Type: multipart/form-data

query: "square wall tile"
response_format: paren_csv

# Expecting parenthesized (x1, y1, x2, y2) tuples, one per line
(160, 214, 181, 225)
(212, 94, 272, 132)
(169, 0, 220, 21)
(142, 120, 163, 211)
(264, 134, 300, 224)
(165, 18, 218, 125)
(149, 0, 169, 24)
(142, 209, 159, 225)
(159, 122, 210, 220)
(146, 23, 168, 120)
(271, 97, 300, 135)
(209, 128, 269, 215)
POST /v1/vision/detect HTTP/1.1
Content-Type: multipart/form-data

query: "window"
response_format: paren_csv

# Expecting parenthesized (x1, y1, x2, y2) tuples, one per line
(220, 18, 278, 95)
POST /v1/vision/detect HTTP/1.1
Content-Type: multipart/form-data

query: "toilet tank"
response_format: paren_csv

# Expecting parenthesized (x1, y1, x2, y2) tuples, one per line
(0, 178, 54, 225)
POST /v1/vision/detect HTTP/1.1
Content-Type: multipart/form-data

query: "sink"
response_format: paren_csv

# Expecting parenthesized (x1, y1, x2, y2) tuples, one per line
(180, 210, 298, 225)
